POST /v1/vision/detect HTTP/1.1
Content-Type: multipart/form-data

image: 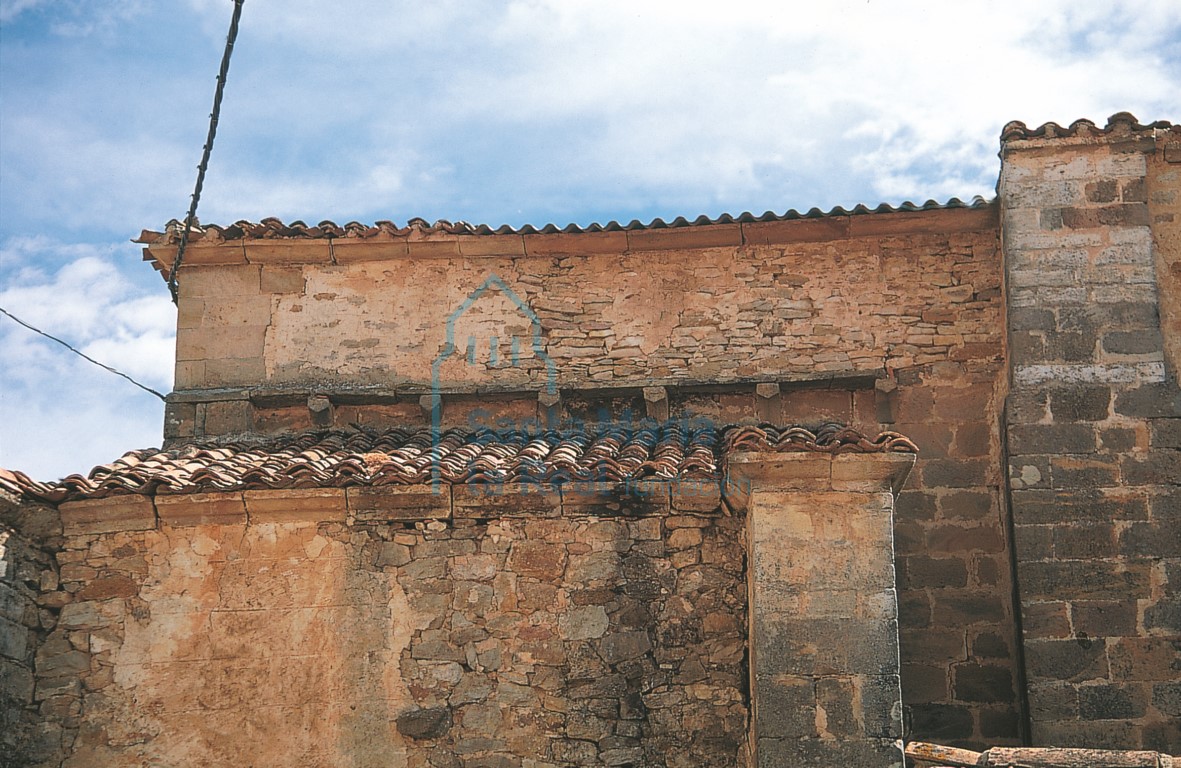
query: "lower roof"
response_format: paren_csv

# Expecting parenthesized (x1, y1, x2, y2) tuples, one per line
(2, 423, 917, 504)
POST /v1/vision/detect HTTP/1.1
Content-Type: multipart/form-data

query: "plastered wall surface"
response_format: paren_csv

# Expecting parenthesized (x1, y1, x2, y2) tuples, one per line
(28, 499, 748, 768)
(169, 215, 999, 393)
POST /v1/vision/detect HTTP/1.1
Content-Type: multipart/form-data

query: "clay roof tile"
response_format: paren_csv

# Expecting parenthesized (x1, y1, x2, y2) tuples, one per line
(133, 197, 994, 247)
(3, 423, 915, 503)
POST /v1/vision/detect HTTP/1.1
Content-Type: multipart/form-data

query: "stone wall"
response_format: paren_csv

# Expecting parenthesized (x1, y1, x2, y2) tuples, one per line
(1149, 130, 1181, 379)
(150, 204, 1021, 748)
(31, 484, 747, 768)
(886, 356, 1020, 746)
(0, 492, 66, 768)
(155, 207, 996, 398)
(1001, 117, 1181, 751)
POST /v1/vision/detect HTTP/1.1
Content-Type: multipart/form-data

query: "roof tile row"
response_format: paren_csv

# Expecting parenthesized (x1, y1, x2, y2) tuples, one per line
(132, 114, 1177, 248)
(135, 197, 991, 244)
(1001, 111, 1175, 142)
(1, 424, 917, 504)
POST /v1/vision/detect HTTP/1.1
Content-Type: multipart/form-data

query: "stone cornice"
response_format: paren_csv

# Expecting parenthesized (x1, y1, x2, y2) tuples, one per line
(137, 203, 997, 275)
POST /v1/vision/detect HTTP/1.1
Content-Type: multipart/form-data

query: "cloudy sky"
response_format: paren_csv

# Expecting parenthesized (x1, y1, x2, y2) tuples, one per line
(1, 0, 1179, 480)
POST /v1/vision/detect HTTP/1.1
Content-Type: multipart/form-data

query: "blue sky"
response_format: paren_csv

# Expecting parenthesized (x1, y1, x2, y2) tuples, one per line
(2, 0, 1179, 480)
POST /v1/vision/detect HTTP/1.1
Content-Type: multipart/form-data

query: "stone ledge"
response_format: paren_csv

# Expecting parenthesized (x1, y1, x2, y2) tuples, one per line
(346, 486, 451, 522)
(45, 456, 917, 531)
(165, 369, 887, 405)
(58, 496, 156, 536)
(144, 205, 996, 271)
(50, 481, 742, 532)
(243, 488, 347, 524)
(452, 484, 561, 518)
(725, 452, 916, 504)
(156, 492, 246, 527)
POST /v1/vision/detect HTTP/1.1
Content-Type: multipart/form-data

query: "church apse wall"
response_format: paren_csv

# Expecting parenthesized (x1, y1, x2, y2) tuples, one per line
(144, 196, 1018, 749)
(2, 114, 1178, 765)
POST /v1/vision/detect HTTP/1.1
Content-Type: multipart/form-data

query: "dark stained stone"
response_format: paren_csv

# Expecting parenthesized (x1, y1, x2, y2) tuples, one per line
(396, 707, 452, 740)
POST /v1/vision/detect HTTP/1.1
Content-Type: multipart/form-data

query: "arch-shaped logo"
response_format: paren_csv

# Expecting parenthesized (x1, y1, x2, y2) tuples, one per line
(430, 273, 557, 488)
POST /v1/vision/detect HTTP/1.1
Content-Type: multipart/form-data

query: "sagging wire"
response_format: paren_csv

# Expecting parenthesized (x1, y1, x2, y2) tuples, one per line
(166, 0, 246, 304)
(0, 306, 167, 402)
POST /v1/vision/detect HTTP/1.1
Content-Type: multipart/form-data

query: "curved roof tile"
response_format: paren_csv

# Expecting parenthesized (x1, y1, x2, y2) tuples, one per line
(134, 197, 992, 245)
(1, 424, 917, 504)
(1001, 112, 1175, 142)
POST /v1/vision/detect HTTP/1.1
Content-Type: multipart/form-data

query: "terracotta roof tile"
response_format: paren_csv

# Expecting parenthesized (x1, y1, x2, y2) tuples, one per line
(1001, 112, 1176, 142)
(133, 197, 992, 245)
(1, 424, 917, 504)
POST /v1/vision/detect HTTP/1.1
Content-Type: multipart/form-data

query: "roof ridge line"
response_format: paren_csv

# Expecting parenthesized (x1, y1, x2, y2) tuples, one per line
(134, 196, 994, 245)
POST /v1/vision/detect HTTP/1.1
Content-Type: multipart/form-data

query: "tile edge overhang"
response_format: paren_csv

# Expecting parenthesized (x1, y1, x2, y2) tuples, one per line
(136, 198, 998, 275)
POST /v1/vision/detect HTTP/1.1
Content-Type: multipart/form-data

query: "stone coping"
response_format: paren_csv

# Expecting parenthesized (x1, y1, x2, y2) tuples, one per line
(54, 453, 916, 535)
(55, 480, 717, 535)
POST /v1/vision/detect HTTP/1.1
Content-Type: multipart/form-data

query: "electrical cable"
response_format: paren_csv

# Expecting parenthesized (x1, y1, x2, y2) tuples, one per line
(0, 306, 167, 402)
(166, 0, 246, 304)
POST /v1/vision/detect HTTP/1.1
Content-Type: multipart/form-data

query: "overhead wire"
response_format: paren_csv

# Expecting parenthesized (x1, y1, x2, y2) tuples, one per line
(166, 0, 246, 304)
(0, 306, 167, 402)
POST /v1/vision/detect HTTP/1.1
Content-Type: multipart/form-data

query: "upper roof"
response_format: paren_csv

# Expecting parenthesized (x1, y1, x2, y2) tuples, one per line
(135, 196, 992, 245)
(132, 112, 1176, 248)
(1, 423, 917, 504)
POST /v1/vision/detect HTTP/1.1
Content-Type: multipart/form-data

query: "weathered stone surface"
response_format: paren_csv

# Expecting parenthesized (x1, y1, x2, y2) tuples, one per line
(347, 485, 451, 521)
(57, 496, 156, 536)
(168, 210, 1001, 417)
(747, 479, 905, 766)
(1001, 123, 1181, 753)
(23, 499, 748, 766)
(396, 707, 452, 739)
(243, 488, 347, 523)
(141, 148, 1020, 750)
(505, 540, 566, 581)
(32, 117, 1178, 761)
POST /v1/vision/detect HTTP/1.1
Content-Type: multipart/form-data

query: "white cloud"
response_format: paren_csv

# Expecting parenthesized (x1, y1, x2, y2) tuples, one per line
(0, 0, 46, 23)
(177, 0, 1179, 217)
(0, 0, 147, 34)
(0, 115, 196, 235)
(0, 239, 174, 479)
(0, 239, 175, 386)
(0, 378, 164, 483)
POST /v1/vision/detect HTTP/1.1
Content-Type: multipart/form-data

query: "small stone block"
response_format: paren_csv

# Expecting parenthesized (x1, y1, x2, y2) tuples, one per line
(156, 492, 247, 527)
(58, 496, 157, 536)
(642, 386, 668, 403)
(671, 478, 722, 512)
(561, 481, 670, 517)
(755, 382, 782, 399)
(643, 387, 669, 421)
(347, 485, 451, 521)
(726, 452, 831, 490)
(831, 453, 917, 494)
(452, 484, 562, 518)
(243, 488, 348, 524)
